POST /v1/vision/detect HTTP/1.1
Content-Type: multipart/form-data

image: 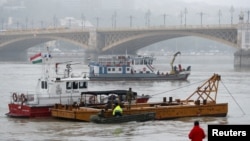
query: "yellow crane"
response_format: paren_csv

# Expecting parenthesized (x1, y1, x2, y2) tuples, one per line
(170, 51, 181, 74)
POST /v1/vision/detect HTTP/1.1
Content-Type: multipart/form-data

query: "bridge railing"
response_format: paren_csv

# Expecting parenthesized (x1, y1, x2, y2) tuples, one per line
(96, 24, 238, 31)
(0, 24, 240, 35)
(0, 26, 94, 35)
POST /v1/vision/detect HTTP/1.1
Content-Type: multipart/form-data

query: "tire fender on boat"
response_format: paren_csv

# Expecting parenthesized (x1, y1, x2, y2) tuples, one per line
(12, 93, 18, 102)
(143, 67, 146, 71)
(20, 93, 27, 104)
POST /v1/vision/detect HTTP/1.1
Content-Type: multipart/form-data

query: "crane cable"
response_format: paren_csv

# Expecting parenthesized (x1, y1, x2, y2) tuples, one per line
(150, 79, 206, 97)
(221, 80, 245, 115)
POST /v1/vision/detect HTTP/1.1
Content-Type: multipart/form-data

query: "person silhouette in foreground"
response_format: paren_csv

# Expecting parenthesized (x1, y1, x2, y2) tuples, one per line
(188, 120, 206, 141)
(112, 102, 123, 117)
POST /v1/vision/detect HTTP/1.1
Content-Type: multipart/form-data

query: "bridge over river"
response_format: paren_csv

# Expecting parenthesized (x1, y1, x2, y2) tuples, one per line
(0, 23, 249, 68)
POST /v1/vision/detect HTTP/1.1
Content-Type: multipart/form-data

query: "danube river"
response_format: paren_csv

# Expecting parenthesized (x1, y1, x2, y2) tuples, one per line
(0, 55, 249, 141)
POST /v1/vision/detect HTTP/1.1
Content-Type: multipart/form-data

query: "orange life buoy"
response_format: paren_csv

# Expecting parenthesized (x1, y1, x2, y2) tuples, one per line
(20, 93, 27, 103)
(143, 67, 146, 71)
(12, 93, 18, 102)
(89, 96, 95, 104)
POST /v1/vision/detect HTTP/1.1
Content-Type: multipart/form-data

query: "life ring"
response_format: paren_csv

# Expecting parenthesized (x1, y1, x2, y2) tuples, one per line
(143, 67, 146, 71)
(12, 93, 18, 102)
(89, 96, 95, 104)
(20, 93, 27, 103)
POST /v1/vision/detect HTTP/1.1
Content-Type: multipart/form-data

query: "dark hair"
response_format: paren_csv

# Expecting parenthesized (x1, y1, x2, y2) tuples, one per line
(194, 120, 199, 126)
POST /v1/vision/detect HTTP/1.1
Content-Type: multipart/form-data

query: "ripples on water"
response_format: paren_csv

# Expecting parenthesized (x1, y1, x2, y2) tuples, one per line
(0, 55, 249, 141)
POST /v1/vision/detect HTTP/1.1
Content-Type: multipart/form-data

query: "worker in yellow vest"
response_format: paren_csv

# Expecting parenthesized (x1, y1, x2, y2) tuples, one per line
(112, 102, 123, 117)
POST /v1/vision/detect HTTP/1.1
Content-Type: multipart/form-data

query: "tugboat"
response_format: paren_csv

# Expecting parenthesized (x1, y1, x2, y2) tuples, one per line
(6, 47, 89, 118)
(88, 51, 191, 81)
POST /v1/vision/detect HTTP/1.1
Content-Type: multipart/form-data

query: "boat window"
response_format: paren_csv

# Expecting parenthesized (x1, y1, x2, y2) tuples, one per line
(107, 68, 111, 72)
(246, 32, 250, 44)
(112, 68, 115, 71)
(41, 81, 47, 89)
(135, 59, 140, 65)
(84, 82, 88, 88)
(118, 68, 122, 71)
(79, 81, 87, 88)
(66, 82, 72, 89)
(127, 67, 130, 71)
(140, 60, 143, 64)
(72, 81, 78, 89)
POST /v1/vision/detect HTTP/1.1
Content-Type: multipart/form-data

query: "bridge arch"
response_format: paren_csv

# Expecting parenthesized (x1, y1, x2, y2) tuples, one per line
(100, 27, 238, 54)
(0, 36, 89, 62)
(0, 36, 89, 50)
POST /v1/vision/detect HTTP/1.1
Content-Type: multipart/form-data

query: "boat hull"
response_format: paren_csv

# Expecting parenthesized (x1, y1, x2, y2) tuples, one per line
(136, 97, 150, 103)
(51, 102, 228, 122)
(6, 103, 52, 118)
(90, 112, 156, 124)
(6, 95, 149, 118)
(89, 73, 190, 81)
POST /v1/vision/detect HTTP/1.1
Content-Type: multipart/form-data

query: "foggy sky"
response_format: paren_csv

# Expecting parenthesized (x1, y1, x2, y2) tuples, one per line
(0, 0, 249, 8)
(0, 0, 249, 28)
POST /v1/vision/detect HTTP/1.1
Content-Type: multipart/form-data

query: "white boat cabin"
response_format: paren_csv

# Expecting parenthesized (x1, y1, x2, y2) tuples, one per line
(11, 62, 89, 106)
(89, 55, 156, 76)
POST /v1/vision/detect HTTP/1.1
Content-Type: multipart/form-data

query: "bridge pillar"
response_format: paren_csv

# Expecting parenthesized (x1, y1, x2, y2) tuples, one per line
(234, 14, 250, 69)
(84, 28, 100, 61)
(88, 29, 97, 50)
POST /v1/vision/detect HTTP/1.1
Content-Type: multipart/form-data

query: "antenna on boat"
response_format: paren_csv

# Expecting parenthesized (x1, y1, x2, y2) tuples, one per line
(44, 46, 52, 61)
(65, 62, 81, 78)
(42, 46, 52, 80)
(55, 61, 72, 75)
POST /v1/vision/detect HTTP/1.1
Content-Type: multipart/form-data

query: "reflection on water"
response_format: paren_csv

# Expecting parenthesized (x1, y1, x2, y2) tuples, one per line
(0, 55, 249, 141)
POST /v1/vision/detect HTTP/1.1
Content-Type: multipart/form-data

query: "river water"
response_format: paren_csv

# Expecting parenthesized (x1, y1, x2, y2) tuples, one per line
(0, 55, 249, 141)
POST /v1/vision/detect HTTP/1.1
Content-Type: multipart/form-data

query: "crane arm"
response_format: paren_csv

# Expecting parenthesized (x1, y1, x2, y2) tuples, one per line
(170, 51, 181, 74)
(170, 51, 181, 66)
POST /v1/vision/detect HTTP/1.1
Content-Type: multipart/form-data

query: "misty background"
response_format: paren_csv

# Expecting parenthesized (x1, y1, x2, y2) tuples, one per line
(1, 0, 249, 56)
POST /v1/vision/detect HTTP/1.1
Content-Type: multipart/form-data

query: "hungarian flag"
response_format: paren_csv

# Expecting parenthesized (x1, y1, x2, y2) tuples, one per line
(30, 53, 42, 64)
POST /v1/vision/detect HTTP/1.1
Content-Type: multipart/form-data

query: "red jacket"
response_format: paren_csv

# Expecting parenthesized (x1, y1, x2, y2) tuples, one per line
(188, 125, 206, 141)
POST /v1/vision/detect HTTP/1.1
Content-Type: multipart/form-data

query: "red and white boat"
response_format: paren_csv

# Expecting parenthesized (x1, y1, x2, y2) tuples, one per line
(6, 48, 150, 118)
(6, 47, 90, 118)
